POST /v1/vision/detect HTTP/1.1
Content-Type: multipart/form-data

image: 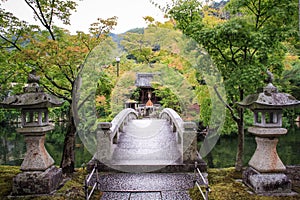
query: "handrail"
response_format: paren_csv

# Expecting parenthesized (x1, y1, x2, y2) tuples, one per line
(159, 108, 184, 143)
(194, 152, 210, 200)
(110, 108, 138, 141)
(159, 108, 184, 131)
(96, 108, 138, 161)
(84, 164, 99, 200)
(159, 108, 198, 163)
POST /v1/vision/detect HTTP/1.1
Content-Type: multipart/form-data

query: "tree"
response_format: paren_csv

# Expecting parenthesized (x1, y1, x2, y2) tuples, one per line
(0, 0, 117, 174)
(168, 0, 298, 171)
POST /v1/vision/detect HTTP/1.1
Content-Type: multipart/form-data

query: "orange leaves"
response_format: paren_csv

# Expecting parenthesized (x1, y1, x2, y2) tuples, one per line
(95, 95, 106, 106)
(89, 16, 118, 38)
(168, 56, 184, 71)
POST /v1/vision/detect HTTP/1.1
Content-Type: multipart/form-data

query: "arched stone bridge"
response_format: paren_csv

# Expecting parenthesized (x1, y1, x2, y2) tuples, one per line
(87, 108, 206, 173)
(86, 108, 207, 199)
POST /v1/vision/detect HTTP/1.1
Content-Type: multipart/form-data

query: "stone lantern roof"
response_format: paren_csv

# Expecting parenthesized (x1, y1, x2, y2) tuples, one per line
(237, 83, 300, 110)
(0, 70, 64, 109)
(0, 92, 64, 109)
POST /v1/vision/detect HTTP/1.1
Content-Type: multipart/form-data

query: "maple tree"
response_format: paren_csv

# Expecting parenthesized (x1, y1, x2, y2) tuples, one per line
(0, 0, 117, 174)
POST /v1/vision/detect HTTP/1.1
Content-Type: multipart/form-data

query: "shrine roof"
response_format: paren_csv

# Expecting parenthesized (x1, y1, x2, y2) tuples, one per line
(135, 73, 160, 88)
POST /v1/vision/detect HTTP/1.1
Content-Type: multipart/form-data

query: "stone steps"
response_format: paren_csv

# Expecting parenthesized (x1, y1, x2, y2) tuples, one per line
(90, 173, 207, 200)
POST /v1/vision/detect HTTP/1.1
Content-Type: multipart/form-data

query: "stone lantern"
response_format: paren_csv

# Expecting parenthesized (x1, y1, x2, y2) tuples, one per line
(237, 73, 300, 194)
(0, 70, 64, 195)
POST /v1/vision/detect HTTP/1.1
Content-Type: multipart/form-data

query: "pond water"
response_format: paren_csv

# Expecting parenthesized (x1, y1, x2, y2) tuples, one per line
(0, 123, 93, 168)
(203, 125, 300, 168)
(0, 123, 299, 168)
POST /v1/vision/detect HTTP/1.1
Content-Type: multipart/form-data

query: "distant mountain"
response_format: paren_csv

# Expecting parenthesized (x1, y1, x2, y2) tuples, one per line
(109, 32, 121, 43)
(110, 27, 145, 48)
(212, 0, 229, 9)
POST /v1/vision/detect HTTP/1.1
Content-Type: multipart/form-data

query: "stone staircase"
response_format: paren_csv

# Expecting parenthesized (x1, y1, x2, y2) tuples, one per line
(97, 173, 203, 200)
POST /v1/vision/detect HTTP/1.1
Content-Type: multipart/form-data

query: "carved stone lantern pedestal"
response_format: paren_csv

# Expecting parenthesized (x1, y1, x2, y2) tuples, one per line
(247, 127, 287, 172)
(11, 125, 63, 195)
(0, 71, 64, 195)
(237, 80, 300, 195)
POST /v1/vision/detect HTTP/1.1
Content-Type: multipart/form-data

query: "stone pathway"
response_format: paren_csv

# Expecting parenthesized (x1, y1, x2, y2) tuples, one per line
(93, 119, 204, 199)
(111, 119, 182, 166)
(98, 173, 203, 200)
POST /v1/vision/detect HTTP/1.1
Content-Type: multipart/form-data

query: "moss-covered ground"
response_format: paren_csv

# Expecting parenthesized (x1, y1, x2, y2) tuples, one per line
(1, 166, 299, 200)
(189, 167, 300, 200)
(0, 165, 102, 200)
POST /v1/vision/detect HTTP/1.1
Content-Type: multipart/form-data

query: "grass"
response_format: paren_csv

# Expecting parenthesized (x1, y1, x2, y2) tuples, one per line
(0, 165, 299, 200)
(189, 167, 300, 200)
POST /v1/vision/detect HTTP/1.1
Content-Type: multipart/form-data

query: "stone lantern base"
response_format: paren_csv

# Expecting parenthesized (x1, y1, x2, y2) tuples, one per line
(243, 167, 292, 194)
(12, 166, 62, 195)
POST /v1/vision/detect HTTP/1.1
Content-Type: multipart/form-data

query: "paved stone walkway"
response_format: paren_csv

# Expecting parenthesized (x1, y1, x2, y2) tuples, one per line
(111, 119, 182, 166)
(98, 173, 202, 200)
(92, 119, 205, 199)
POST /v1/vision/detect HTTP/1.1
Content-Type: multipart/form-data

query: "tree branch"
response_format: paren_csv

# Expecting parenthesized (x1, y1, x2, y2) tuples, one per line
(24, 0, 46, 27)
(57, 63, 75, 85)
(25, 0, 56, 40)
(0, 35, 22, 51)
(213, 85, 240, 123)
(43, 83, 71, 102)
(44, 73, 72, 92)
(35, 0, 56, 40)
(208, 40, 228, 62)
(49, 0, 55, 26)
(36, 65, 72, 93)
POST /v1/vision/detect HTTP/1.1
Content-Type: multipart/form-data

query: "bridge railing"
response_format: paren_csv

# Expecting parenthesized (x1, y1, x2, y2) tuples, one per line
(110, 108, 138, 142)
(194, 152, 210, 200)
(159, 108, 184, 144)
(96, 108, 138, 161)
(84, 163, 99, 200)
(159, 108, 198, 163)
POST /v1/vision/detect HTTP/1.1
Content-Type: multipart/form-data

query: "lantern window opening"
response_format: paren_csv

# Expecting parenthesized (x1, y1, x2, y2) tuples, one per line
(254, 111, 262, 124)
(265, 112, 276, 124)
(21, 108, 49, 127)
(253, 109, 283, 128)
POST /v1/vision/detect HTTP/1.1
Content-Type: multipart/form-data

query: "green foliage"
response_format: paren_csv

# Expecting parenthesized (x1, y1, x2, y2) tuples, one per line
(0, 109, 20, 124)
(110, 71, 137, 115)
(1, 0, 118, 173)
(195, 85, 211, 126)
(152, 83, 182, 113)
(280, 61, 300, 100)
(95, 71, 114, 118)
(168, 0, 298, 135)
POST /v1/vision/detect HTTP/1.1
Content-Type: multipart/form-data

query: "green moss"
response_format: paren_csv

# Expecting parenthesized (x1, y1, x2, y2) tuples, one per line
(190, 168, 300, 200)
(0, 165, 20, 198)
(1, 165, 299, 200)
(0, 166, 101, 200)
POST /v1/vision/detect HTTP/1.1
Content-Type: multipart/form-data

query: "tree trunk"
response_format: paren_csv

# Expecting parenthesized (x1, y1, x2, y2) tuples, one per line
(60, 107, 76, 174)
(299, 0, 300, 38)
(235, 107, 244, 172)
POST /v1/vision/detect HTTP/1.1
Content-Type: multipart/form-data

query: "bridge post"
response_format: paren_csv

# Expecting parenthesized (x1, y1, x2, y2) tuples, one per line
(96, 122, 112, 162)
(182, 122, 207, 172)
(182, 122, 198, 162)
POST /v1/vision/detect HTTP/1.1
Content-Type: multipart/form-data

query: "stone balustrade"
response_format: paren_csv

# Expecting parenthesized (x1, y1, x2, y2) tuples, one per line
(96, 108, 138, 162)
(159, 108, 198, 163)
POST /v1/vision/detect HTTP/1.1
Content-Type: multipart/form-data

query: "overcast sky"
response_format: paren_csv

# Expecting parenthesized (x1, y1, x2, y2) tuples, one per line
(2, 0, 169, 34)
